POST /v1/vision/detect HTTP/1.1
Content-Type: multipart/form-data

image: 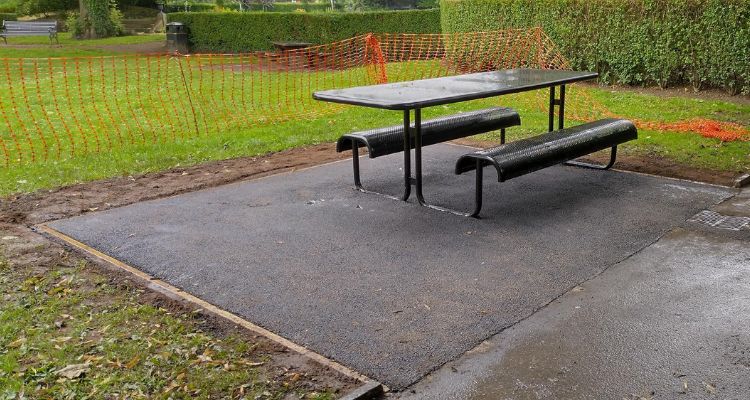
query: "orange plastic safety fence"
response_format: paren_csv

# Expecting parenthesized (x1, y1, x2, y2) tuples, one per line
(0, 29, 746, 168)
(367, 29, 748, 143)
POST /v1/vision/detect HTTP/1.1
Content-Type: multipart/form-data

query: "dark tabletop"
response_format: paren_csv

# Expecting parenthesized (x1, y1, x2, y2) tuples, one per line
(272, 41, 312, 49)
(313, 69, 598, 110)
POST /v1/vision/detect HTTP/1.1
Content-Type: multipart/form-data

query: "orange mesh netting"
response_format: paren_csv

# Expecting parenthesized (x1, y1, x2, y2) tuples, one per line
(0, 27, 746, 167)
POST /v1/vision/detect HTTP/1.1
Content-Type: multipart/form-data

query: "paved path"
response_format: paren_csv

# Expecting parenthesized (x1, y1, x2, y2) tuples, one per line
(402, 188, 750, 399)
(47, 144, 735, 389)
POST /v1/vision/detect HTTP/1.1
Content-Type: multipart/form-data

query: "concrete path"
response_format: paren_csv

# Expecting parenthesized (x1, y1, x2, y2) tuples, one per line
(401, 189, 750, 399)
(46, 144, 736, 390)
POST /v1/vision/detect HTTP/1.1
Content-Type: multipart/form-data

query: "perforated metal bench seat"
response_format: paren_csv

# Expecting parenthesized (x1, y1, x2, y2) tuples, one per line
(455, 118, 637, 217)
(337, 107, 520, 192)
(336, 107, 520, 159)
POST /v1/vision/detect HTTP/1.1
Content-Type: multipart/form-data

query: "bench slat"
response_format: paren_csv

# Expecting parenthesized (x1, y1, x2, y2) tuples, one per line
(337, 107, 521, 158)
(455, 118, 637, 180)
(2, 20, 58, 43)
(2, 32, 53, 36)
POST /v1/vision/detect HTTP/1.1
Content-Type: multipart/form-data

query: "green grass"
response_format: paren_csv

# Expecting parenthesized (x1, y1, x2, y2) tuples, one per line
(0, 56, 747, 196)
(2, 86, 748, 196)
(0, 33, 165, 58)
(0, 254, 337, 399)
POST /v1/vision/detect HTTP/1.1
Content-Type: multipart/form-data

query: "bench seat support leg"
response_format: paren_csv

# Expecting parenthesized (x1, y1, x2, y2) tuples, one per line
(471, 160, 484, 218)
(351, 144, 363, 190)
(344, 109, 412, 202)
(564, 145, 618, 170)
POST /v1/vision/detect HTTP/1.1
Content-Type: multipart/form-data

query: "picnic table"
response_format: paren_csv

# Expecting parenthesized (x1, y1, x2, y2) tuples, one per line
(272, 41, 312, 52)
(313, 69, 637, 217)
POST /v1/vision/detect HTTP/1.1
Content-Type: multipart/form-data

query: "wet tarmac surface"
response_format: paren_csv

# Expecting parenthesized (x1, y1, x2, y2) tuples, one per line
(401, 190, 750, 399)
(47, 144, 737, 390)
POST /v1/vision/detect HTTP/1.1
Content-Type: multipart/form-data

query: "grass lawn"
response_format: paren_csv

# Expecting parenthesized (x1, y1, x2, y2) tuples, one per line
(0, 248, 339, 399)
(0, 33, 165, 58)
(0, 79, 747, 196)
(0, 45, 745, 195)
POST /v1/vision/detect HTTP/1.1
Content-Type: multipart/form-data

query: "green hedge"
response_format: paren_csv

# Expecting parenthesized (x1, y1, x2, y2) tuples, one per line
(171, 9, 441, 52)
(243, 3, 335, 12)
(440, 0, 750, 94)
(165, 2, 337, 13)
(0, 12, 16, 20)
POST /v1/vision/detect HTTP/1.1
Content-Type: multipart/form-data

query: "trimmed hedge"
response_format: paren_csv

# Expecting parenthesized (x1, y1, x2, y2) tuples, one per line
(171, 9, 440, 52)
(242, 3, 335, 12)
(165, 2, 337, 13)
(0, 12, 16, 20)
(440, 0, 750, 94)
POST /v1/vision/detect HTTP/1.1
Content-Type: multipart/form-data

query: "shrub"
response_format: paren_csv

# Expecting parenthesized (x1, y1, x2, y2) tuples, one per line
(0, 12, 16, 20)
(69, 0, 124, 38)
(440, 0, 750, 94)
(164, 2, 337, 13)
(16, 0, 75, 15)
(0, 2, 16, 13)
(170, 9, 441, 51)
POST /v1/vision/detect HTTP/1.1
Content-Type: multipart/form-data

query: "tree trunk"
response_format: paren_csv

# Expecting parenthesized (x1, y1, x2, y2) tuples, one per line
(79, 0, 97, 39)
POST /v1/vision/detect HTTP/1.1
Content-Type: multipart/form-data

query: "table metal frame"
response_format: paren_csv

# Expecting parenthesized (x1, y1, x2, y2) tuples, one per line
(315, 70, 609, 216)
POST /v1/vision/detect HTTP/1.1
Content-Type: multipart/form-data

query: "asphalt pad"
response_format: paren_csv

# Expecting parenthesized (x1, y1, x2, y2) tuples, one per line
(47, 144, 734, 389)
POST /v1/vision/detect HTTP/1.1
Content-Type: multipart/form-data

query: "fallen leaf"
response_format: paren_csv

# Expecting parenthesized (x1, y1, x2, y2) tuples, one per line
(125, 355, 140, 369)
(197, 354, 212, 363)
(56, 363, 89, 379)
(239, 360, 264, 367)
(8, 337, 26, 348)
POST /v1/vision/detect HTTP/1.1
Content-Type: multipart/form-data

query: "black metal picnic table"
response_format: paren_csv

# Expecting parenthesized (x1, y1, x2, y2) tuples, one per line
(312, 68, 599, 210)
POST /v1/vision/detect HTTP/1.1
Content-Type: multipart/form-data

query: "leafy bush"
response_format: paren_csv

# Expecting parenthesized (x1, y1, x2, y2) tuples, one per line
(69, 0, 124, 38)
(16, 0, 75, 15)
(0, 1, 16, 13)
(0, 12, 16, 19)
(440, 0, 750, 94)
(165, 2, 337, 13)
(170, 9, 441, 51)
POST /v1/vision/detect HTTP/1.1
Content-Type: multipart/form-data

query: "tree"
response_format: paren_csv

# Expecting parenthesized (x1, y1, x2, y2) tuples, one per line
(69, 0, 123, 39)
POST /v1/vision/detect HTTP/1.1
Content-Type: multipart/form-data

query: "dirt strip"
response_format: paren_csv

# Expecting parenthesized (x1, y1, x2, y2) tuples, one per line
(1, 142, 741, 227)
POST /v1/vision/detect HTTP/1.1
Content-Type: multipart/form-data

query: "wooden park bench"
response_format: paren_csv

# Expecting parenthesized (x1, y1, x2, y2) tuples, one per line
(454, 118, 638, 217)
(1, 20, 59, 44)
(336, 107, 521, 191)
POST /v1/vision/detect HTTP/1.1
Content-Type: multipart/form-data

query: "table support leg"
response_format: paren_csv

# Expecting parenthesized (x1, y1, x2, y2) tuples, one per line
(411, 108, 482, 217)
(414, 108, 426, 205)
(401, 109, 412, 201)
(548, 86, 556, 132)
(558, 84, 565, 130)
(548, 84, 566, 131)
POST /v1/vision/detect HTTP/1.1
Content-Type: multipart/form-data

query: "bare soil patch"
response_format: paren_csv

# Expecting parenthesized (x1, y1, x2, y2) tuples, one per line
(1, 143, 347, 226)
(93, 40, 168, 54)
